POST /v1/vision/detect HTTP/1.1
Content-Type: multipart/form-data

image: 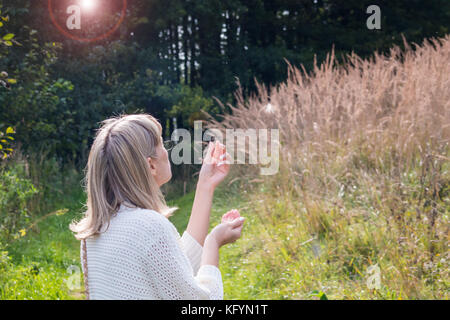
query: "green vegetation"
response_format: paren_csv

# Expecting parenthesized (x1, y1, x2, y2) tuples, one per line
(0, 178, 85, 300)
(3, 163, 447, 299)
(0, 182, 244, 300)
(1, 1, 449, 167)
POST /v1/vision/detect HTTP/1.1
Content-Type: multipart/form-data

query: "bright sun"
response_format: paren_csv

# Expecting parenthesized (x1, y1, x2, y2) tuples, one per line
(80, 0, 97, 11)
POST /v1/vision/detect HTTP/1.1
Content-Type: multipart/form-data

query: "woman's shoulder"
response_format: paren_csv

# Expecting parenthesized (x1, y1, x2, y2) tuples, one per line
(114, 205, 176, 236)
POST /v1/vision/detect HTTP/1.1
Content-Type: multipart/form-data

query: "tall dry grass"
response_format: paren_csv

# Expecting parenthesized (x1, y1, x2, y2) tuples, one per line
(209, 36, 449, 298)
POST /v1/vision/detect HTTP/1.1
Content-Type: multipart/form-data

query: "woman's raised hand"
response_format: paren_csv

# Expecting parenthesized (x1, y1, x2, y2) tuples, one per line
(198, 140, 231, 190)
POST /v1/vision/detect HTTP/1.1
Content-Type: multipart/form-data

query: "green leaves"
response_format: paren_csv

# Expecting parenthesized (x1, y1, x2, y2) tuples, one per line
(166, 85, 216, 129)
(309, 290, 328, 300)
(2, 33, 14, 46)
(0, 127, 15, 160)
(3, 33, 13, 40)
(0, 11, 9, 28)
(6, 127, 15, 134)
(0, 164, 38, 242)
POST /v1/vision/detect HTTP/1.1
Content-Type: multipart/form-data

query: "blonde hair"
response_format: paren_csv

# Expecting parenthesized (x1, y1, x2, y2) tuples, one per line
(70, 113, 176, 240)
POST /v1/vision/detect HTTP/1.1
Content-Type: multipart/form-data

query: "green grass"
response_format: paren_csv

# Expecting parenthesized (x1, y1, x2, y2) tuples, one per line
(2, 170, 448, 300)
(0, 180, 249, 300)
(0, 186, 86, 300)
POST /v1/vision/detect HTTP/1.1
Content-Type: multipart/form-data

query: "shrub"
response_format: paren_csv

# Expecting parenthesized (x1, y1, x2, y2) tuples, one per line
(0, 162, 38, 244)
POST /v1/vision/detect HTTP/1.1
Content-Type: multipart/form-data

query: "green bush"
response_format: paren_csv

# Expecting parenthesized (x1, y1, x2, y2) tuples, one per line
(0, 162, 38, 244)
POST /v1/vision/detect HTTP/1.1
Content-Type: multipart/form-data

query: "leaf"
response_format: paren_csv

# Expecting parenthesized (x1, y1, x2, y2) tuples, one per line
(4, 40, 12, 46)
(55, 208, 69, 216)
(0, 22, 3, 27)
(0, 144, 3, 150)
(309, 290, 328, 300)
(319, 292, 328, 300)
(3, 33, 14, 40)
(6, 127, 15, 134)
(7, 78, 16, 84)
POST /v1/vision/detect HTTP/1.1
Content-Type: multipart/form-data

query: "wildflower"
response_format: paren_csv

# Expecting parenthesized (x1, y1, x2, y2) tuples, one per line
(19, 229, 27, 237)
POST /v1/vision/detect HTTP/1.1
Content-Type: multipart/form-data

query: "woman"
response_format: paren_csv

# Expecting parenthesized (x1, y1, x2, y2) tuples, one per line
(70, 113, 245, 299)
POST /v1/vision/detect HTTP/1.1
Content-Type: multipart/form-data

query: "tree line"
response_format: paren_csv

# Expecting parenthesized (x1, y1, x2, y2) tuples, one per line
(0, 0, 449, 169)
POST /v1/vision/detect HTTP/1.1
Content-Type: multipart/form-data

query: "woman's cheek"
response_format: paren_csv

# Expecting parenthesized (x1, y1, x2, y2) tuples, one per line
(166, 156, 172, 181)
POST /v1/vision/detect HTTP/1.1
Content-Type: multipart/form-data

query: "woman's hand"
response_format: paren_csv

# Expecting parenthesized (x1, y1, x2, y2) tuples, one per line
(200, 209, 244, 267)
(207, 210, 245, 247)
(198, 141, 231, 190)
(221, 209, 241, 223)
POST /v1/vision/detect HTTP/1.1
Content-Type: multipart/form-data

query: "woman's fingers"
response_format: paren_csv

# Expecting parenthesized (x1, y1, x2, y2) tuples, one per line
(228, 216, 245, 228)
(230, 218, 245, 241)
(203, 141, 215, 164)
(203, 140, 229, 167)
(212, 214, 245, 246)
(221, 212, 231, 223)
(217, 151, 231, 167)
(212, 140, 221, 162)
(221, 209, 240, 223)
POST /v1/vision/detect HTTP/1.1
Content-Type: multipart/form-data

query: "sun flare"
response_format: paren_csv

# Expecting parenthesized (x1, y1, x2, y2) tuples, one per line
(80, 0, 97, 11)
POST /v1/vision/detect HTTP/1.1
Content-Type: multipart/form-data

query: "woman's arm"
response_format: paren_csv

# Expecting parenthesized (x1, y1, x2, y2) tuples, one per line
(141, 212, 223, 299)
(186, 183, 215, 246)
(201, 216, 245, 267)
(186, 141, 230, 246)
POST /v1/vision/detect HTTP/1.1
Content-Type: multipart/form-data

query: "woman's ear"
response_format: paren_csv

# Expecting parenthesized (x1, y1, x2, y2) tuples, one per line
(147, 157, 157, 177)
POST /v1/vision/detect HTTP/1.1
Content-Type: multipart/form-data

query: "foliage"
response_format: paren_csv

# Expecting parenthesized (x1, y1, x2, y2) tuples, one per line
(0, 4, 16, 160)
(0, 31, 74, 159)
(0, 125, 14, 160)
(0, 186, 85, 300)
(0, 162, 38, 245)
(2, 1, 449, 168)
(0, 168, 85, 300)
(166, 85, 218, 128)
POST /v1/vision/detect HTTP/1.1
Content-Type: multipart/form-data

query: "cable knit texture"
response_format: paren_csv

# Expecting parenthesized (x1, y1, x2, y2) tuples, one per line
(80, 202, 223, 300)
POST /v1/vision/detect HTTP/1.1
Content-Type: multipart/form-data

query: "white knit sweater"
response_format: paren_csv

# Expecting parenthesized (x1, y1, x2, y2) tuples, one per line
(80, 202, 223, 300)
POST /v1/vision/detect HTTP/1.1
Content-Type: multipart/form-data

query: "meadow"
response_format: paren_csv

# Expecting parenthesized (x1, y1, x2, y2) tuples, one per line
(1, 35, 449, 300)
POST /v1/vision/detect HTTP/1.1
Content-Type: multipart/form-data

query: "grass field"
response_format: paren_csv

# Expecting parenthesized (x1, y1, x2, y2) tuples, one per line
(0, 181, 260, 300)
(3, 170, 447, 300)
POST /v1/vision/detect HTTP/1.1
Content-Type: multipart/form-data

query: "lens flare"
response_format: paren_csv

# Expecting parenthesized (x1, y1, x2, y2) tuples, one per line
(80, 0, 97, 11)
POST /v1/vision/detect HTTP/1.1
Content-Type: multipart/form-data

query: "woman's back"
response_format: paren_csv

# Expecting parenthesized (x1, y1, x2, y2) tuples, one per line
(82, 202, 223, 300)
(72, 114, 241, 300)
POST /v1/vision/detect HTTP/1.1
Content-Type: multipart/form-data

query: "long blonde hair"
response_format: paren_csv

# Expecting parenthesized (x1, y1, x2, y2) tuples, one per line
(70, 113, 176, 240)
